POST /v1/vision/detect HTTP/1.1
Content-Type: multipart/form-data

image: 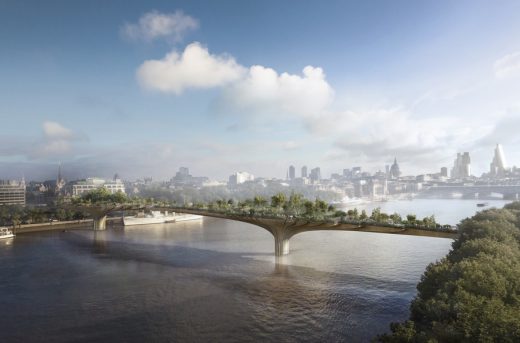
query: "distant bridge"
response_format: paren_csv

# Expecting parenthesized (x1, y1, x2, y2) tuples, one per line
(64, 203, 458, 256)
(421, 184, 520, 199)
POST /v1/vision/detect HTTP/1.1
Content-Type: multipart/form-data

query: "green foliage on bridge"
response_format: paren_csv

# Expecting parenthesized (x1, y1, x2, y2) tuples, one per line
(191, 192, 337, 220)
(377, 202, 520, 342)
(187, 193, 448, 231)
(72, 188, 128, 205)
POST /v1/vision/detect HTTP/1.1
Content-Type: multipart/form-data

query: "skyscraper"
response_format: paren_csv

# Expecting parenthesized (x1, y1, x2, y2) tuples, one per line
(489, 144, 508, 177)
(288, 165, 295, 180)
(310, 167, 321, 182)
(301, 166, 308, 178)
(451, 152, 471, 178)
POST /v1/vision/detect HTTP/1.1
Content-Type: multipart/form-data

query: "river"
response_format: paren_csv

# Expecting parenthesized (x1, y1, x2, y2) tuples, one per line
(0, 199, 511, 342)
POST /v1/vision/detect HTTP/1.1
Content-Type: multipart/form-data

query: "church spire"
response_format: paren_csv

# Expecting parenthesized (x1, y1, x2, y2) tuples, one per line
(57, 162, 62, 183)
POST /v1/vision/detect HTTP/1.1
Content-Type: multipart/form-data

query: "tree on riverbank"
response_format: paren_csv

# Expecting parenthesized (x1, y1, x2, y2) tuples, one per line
(0, 205, 87, 226)
(377, 202, 520, 342)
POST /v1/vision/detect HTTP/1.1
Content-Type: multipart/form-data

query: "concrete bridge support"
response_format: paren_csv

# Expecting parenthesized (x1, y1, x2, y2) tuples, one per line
(93, 215, 107, 230)
(272, 228, 291, 256)
(274, 235, 290, 256)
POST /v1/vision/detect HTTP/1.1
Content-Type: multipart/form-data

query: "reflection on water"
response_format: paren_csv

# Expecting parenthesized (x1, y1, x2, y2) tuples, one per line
(0, 205, 456, 342)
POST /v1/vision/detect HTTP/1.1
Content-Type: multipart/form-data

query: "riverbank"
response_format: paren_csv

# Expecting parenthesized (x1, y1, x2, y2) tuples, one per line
(11, 217, 123, 234)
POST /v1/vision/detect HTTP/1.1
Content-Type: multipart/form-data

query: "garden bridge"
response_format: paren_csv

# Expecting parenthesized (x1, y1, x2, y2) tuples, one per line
(67, 204, 458, 256)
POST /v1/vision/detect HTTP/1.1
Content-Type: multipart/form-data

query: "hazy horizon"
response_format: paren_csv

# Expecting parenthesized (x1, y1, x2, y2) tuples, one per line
(2, 0, 520, 181)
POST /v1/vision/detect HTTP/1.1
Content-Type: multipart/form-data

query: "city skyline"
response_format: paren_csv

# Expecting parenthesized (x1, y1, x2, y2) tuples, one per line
(2, 1, 520, 180)
(0, 143, 515, 182)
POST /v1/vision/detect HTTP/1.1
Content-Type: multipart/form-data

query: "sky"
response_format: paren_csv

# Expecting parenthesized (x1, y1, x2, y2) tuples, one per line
(1, 0, 520, 181)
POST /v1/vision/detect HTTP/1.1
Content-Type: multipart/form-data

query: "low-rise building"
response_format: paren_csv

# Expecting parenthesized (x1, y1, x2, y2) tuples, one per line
(228, 171, 255, 186)
(70, 177, 125, 196)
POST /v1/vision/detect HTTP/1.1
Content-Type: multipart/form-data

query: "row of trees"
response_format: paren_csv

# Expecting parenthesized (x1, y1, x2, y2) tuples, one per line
(192, 192, 336, 219)
(0, 205, 88, 226)
(377, 202, 520, 342)
(1, 189, 130, 226)
(71, 188, 128, 205)
(342, 208, 438, 228)
(188, 192, 439, 227)
(137, 182, 342, 205)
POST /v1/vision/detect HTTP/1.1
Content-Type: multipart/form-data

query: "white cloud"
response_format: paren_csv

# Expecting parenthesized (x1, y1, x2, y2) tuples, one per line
(332, 108, 493, 164)
(224, 65, 334, 118)
(137, 42, 334, 119)
(494, 51, 520, 79)
(43, 121, 74, 140)
(137, 42, 246, 94)
(39, 121, 83, 156)
(122, 10, 198, 42)
(283, 141, 302, 150)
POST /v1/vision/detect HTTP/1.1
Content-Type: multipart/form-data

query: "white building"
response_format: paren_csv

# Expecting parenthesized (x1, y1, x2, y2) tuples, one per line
(228, 171, 255, 186)
(71, 177, 125, 196)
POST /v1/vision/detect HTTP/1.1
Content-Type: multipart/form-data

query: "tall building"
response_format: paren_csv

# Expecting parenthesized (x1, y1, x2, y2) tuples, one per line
(288, 165, 295, 180)
(0, 179, 26, 206)
(172, 167, 192, 184)
(489, 144, 508, 177)
(389, 158, 401, 179)
(310, 167, 321, 182)
(301, 166, 308, 178)
(440, 167, 448, 177)
(451, 152, 471, 178)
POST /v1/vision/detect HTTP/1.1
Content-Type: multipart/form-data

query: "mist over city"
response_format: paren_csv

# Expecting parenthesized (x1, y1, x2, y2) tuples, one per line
(2, 1, 520, 342)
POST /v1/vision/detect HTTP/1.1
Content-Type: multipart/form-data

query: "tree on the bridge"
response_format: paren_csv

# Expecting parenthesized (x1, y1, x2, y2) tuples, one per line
(334, 210, 347, 218)
(303, 200, 315, 217)
(371, 207, 382, 222)
(347, 208, 359, 220)
(314, 198, 328, 213)
(390, 212, 402, 224)
(253, 196, 268, 208)
(406, 214, 417, 225)
(271, 193, 287, 209)
(421, 215, 436, 228)
(287, 192, 304, 215)
(74, 188, 128, 204)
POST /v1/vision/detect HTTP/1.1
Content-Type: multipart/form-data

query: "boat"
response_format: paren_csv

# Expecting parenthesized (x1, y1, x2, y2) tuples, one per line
(477, 203, 489, 207)
(123, 211, 202, 226)
(173, 214, 203, 222)
(123, 211, 176, 226)
(332, 196, 367, 206)
(0, 227, 15, 239)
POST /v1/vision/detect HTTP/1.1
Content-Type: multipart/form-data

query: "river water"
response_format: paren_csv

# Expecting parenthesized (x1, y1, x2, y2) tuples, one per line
(0, 199, 510, 342)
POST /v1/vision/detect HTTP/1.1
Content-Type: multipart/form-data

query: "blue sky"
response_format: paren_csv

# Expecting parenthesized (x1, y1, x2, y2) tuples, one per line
(1, 0, 520, 180)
